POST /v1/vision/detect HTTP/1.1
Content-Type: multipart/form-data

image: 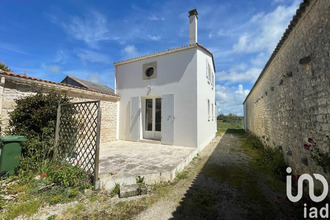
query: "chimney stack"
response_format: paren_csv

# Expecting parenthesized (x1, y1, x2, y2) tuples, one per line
(188, 9, 198, 44)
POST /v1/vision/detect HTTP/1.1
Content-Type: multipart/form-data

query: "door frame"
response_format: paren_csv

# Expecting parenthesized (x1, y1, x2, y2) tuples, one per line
(142, 96, 162, 140)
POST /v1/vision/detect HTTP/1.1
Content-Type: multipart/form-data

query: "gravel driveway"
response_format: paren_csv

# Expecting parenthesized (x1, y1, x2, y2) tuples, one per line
(135, 129, 293, 220)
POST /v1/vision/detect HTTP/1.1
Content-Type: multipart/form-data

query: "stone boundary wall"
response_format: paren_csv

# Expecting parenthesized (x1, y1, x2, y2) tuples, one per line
(0, 75, 119, 143)
(244, 0, 330, 176)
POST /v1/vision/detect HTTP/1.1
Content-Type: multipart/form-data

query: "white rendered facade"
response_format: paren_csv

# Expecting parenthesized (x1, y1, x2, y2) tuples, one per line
(114, 9, 216, 149)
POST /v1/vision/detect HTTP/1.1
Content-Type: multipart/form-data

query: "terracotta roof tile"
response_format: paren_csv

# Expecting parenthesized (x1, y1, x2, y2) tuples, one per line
(0, 71, 119, 98)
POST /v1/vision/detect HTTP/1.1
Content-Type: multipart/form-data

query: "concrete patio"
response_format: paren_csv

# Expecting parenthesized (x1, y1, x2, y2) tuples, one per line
(98, 140, 198, 190)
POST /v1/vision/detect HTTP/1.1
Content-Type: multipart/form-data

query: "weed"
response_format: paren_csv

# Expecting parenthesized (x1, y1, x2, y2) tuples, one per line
(136, 176, 146, 195)
(47, 214, 57, 220)
(136, 176, 145, 185)
(68, 187, 79, 198)
(242, 132, 287, 181)
(89, 193, 98, 202)
(176, 171, 189, 179)
(50, 194, 62, 204)
(0, 193, 4, 210)
(244, 132, 264, 149)
(65, 203, 85, 215)
(1, 199, 40, 219)
(111, 183, 120, 197)
(45, 162, 91, 189)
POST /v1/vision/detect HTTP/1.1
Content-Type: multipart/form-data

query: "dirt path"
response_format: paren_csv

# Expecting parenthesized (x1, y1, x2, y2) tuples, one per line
(135, 130, 290, 220)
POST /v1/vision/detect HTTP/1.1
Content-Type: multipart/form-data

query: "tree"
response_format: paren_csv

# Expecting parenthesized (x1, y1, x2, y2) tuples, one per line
(0, 62, 11, 72)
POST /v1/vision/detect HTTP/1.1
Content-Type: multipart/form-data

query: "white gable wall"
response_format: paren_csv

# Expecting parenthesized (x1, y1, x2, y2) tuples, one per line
(115, 48, 199, 147)
(196, 48, 217, 150)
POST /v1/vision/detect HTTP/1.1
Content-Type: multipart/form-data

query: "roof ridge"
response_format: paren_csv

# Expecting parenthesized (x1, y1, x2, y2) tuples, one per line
(114, 43, 216, 72)
(114, 43, 199, 65)
(0, 71, 119, 98)
(66, 75, 90, 88)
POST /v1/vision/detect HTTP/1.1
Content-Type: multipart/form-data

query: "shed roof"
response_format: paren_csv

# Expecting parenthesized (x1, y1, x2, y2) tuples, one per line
(61, 75, 114, 94)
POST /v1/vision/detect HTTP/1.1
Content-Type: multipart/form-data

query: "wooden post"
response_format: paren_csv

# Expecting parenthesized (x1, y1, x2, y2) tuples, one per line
(53, 104, 61, 160)
(94, 100, 101, 189)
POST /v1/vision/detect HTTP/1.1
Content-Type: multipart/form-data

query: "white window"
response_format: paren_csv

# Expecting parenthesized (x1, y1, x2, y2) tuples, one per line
(208, 99, 210, 121)
(212, 103, 214, 120)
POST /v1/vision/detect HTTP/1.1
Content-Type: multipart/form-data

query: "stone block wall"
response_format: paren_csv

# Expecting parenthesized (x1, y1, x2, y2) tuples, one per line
(244, 0, 330, 176)
(0, 77, 118, 143)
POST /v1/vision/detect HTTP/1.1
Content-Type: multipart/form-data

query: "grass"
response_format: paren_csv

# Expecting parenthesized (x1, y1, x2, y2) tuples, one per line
(0, 177, 84, 220)
(2, 199, 41, 219)
(176, 171, 189, 179)
(241, 132, 287, 182)
(217, 120, 244, 134)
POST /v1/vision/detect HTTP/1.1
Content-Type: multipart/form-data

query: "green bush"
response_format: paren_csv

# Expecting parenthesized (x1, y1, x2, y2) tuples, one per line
(8, 93, 70, 173)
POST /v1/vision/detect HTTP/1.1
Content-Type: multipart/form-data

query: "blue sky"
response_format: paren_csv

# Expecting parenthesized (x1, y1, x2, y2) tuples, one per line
(0, 0, 300, 116)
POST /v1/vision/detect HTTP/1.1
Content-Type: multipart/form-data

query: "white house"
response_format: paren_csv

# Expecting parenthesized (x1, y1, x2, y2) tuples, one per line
(114, 9, 217, 149)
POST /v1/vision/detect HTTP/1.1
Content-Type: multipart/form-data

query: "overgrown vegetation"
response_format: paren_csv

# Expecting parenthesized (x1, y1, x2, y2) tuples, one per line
(303, 138, 330, 173)
(0, 93, 92, 219)
(8, 93, 70, 176)
(45, 162, 90, 189)
(243, 132, 287, 181)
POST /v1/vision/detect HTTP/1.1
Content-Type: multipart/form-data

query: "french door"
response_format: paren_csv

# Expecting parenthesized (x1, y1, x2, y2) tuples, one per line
(143, 97, 161, 140)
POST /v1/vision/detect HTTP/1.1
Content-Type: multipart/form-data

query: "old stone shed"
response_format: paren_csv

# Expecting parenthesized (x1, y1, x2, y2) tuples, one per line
(0, 71, 119, 143)
(243, 0, 330, 176)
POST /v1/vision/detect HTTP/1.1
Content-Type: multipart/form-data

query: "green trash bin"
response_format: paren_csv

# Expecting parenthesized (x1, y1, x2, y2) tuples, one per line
(0, 136, 27, 176)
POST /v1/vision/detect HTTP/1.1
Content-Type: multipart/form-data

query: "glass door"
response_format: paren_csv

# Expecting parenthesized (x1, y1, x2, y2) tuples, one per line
(143, 97, 161, 140)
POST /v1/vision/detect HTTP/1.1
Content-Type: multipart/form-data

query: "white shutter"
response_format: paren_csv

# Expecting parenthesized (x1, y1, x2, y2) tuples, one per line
(161, 94, 174, 144)
(130, 96, 140, 140)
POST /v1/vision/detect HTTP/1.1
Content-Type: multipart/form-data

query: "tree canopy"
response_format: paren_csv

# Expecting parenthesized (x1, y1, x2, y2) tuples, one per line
(0, 62, 11, 72)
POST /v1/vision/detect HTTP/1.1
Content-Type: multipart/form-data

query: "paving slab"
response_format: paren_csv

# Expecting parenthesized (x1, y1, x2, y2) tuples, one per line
(98, 140, 198, 190)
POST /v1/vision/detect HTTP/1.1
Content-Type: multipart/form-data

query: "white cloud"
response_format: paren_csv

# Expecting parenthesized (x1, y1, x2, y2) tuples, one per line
(147, 15, 165, 21)
(121, 45, 139, 59)
(40, 63, 62, 74)
(50, 11, 110, 48)
(215, 84, 249, 116)
(53, 50, 68, 63)
(233, 1, 299, 54)
(47, 65, 61, 74)
(250, 52, 268, 66)
(77, 49, 111, 65)
(216, 67, 261, 84)
(147, 35, 161, 41)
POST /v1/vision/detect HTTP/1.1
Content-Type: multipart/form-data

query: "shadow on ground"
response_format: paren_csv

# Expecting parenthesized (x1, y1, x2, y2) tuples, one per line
(170, 128, 294, 220)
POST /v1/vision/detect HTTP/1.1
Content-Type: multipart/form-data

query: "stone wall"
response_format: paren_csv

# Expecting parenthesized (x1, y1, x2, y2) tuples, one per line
(244, 0, 330, 176)
(0, 77, 118, 143)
